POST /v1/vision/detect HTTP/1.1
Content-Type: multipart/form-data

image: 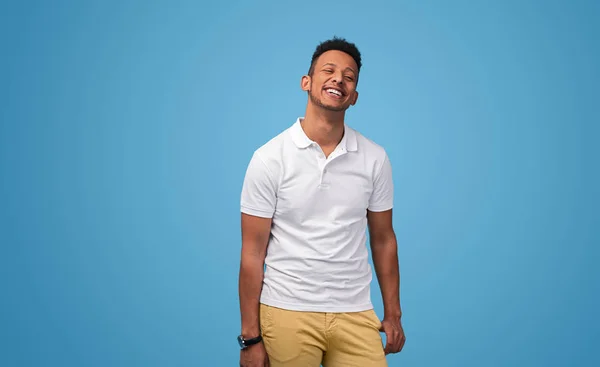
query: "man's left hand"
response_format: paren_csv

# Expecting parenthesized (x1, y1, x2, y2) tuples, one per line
(379, 317, 406, 355)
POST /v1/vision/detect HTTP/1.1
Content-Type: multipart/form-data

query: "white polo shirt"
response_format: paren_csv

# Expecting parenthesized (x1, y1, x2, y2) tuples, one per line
(240, 117, 394, 312)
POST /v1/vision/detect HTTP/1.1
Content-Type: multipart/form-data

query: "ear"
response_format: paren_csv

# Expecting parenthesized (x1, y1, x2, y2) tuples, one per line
(301, 75, 311, 92)
(350, 90, 359, 106)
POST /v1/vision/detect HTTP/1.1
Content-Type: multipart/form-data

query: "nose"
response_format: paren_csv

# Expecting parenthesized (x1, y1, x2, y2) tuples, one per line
(332, 71, 344, 84)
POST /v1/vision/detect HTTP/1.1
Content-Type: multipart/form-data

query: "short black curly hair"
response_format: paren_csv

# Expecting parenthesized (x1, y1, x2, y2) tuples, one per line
(308, 36, 362, 80)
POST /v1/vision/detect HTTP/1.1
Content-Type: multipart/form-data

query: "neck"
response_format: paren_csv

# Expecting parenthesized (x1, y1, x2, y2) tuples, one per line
(301, 103, 346, 148)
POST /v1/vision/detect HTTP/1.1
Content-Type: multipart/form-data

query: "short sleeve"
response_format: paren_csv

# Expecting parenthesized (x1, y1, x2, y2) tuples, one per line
(240, 152, 277, 218)
(368, 153, 394, 212)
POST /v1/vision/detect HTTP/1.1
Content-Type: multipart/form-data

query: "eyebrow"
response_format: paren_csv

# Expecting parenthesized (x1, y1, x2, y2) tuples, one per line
(321, 63, 356, 75)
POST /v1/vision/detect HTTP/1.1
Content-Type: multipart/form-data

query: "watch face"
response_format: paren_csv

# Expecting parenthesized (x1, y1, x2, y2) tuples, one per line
(237, 335, 245, 349)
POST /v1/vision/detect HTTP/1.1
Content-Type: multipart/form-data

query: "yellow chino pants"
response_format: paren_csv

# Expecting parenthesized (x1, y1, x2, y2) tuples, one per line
(259, 303, 388, 367)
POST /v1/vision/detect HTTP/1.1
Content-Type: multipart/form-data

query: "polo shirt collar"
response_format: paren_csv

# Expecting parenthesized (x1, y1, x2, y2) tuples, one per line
(290, 117, 358, 152)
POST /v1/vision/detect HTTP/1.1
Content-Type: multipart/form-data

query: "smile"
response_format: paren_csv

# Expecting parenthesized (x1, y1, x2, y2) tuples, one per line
(324, 88, 344, 99)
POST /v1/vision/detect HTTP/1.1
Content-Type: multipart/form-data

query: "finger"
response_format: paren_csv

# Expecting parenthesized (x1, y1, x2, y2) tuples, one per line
(398, 335, 406, 352)
(395, 332, 404, 352)
(396, 333, 406, 352)
(392, 331, 399, 351)
(394, 336, 402, 353)
(389, 332, 401, 354)
(384, 334, 396, 355)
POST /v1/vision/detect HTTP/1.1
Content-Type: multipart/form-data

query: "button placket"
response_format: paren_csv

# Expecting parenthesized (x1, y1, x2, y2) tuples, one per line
(319, 159, 327, 186)
(320, 150, 346, 186)
(314, 145, 347, 188)
(314, 149, 326, 187)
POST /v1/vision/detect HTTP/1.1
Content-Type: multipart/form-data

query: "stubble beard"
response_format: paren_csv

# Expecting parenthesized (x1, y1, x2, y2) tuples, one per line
(309, 89, 348, 112)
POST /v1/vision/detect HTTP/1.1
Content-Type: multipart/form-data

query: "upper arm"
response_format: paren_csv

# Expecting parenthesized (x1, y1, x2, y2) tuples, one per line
(368, 152, 394, 212)
(240, 152, 277, 259)
(367, 151, 396, 243)
(367, 209, 395, 245)
(241, 213, 272, 259)
(240, 152, 278, 218)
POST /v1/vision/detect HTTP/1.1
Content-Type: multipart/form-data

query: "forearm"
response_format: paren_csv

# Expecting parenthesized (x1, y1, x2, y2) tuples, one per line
(371, 237, 402, 319)
(238, 254, 265, 336)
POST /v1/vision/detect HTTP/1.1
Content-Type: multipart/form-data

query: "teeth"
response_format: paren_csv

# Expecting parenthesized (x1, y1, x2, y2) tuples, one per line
(327, 88, 342, 96)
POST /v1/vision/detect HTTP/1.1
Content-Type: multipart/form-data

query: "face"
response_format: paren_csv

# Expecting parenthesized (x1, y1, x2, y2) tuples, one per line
(302, 50, 359, 112)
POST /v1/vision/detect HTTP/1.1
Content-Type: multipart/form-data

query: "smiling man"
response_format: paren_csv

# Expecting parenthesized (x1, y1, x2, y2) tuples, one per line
(238, 37, 405, 367)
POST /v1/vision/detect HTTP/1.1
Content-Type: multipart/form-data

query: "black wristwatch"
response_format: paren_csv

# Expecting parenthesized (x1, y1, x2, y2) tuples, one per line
(237, 334, 263, 349)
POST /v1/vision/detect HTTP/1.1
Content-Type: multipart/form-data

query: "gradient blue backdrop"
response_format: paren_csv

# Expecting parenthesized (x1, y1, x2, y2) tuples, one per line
(1, 0, 598, 366)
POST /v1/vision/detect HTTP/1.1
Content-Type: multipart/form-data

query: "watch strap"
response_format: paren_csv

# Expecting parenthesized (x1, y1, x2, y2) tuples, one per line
(238, 334, 263, 349)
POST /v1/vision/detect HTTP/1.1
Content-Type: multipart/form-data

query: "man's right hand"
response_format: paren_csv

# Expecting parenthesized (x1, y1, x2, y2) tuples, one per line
(239, 342, 269, 367)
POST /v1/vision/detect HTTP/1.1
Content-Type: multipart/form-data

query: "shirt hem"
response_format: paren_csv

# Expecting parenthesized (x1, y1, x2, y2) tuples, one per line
(260, 297, 374, 313)
(367, 204, 393, 212)
(241, 205, 274, 218)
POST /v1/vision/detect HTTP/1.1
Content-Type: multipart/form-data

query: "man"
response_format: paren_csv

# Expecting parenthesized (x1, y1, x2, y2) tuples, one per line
(238, 37, 405, 367)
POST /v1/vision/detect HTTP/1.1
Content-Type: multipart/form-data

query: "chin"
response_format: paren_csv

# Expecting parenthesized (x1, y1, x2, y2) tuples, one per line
(323, 100, 350, 112)
(310, 93, 348, 112)
(324, 105, 348, 112)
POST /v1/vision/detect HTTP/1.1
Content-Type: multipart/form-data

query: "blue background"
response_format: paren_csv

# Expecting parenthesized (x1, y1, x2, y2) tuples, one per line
(1, 0, 598, 366)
